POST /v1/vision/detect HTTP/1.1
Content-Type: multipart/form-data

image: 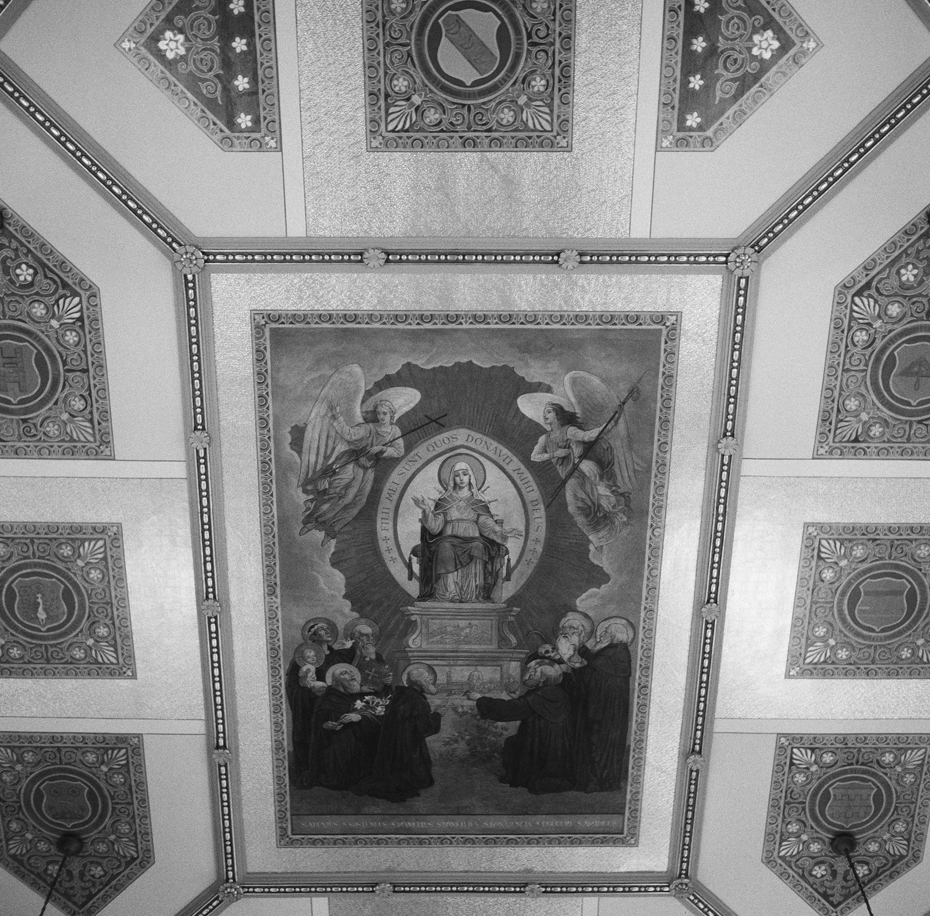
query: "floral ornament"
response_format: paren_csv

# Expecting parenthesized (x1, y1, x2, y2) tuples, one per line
(189, 429, 210, 450)
(802, 37, 817, 52)
(701, 602, 720, 621)
(558, 249, 580, 271)
(529, 75, 547, 93)
(363, 248, 387, 269)
(690, 36, 707, 53)
(229, 0, 246, 13)
(751, 29, 781, 60)
(157, 30, 186, 60)
(387, 94, 422, 131)
(232, 37, 248, 53)
(235, 112, 253, 129)
(389, 0, 407, 12)
(687, 753, 705, 772)
(218, 882, 244, 901)
(818, 539, 848, 567)
(661, 135, 674, 148)
(851, 294, 886, 331)
(810, 864, 829, 879)
(233, 75, 250, 93)
(685, 111, 701, 128)
(688, 74, 704, 91)
(422, 107, 441, 126)
(727, 245, 758, 276)
(201, 599, 222, 617)
(173, 245, 205, 275)
(717, 436, 738, 456)
(121, 38, 136, 52)
(556, 135, 569, 148)
(693, 0, 709, 10)
(899, 263, 920, 284)
(525, 884, 543, 898)
(498, 106, 517, 126)
(212, 748, 232, 764)
(13, 263, 35, 283)
(28, 300, 49, 319)
(885, 300, 906, 319)
(374, 883, 393, 898)
(264, 136, 278, 149)
(670, 878, 692, 899)
(391, 75, 411, 93)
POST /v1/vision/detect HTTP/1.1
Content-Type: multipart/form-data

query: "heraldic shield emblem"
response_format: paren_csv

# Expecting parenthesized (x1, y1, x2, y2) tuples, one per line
(824, 778, 878, 830)
(38, 777, 92, 828)
(12, 575, 67, 633)
(437, 7, 502, 85)
(889, 340, 930, 408)
(853, 574, 912, 633)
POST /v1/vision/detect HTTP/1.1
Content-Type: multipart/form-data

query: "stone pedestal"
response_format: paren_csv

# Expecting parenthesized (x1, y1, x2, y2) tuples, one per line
(397, 602, 526, 696)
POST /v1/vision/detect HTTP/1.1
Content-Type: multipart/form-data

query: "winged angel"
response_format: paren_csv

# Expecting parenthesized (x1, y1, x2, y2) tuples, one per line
(297, 364, 420, 546)
(518, 372, 642, 550)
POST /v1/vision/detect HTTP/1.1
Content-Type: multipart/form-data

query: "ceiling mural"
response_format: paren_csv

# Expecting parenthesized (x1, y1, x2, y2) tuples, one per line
(363, 0, 575, 150)
(658, 0, 819, 150)
(763, 734, 930, 916)
(786, 523, 930, 679)
(0, 201, 111, 458)
(817, 207, 930, 458)
(117, 0, 281, 151)
(0, 523, 134, 679)
(0, 733, 153, 916)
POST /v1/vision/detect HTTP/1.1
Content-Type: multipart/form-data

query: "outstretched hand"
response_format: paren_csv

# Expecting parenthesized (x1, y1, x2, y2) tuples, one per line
(412, 494, 431, 511)
(502, 528, 523, 538)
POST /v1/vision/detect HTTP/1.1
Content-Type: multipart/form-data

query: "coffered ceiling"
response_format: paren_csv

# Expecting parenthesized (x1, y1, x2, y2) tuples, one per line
(3, 2, 930, 916)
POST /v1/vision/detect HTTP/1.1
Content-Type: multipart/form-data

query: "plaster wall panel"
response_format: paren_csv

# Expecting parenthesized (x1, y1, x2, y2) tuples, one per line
(743, 103, 930, 461)
(0, 478, 204, 720)
(598, 897, 689, 915)
(717, 476, 930, 720)
(208, 269, 720, 876)
(235, 900, 329, 916)
(699, 732, 930, 916)
(650, 0, 930, 239)
(0, 734, 214, 916)
(297, 0, 640, 238)
(329, 895, 586, 916)
(0, 0, 286, 238)
(0, 103, 186, 463)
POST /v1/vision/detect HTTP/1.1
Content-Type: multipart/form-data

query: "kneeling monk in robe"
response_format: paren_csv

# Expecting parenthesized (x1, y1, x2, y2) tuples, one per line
(475, 660, 575, 795)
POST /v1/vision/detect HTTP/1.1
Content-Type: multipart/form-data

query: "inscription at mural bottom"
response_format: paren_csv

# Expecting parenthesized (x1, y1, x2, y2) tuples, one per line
(0, 524, 134, 678)
(764, 735, 930, 916)
(787, 524, 930, 678)
(0, 733, 153, 916)
(0, 202, 112, 457)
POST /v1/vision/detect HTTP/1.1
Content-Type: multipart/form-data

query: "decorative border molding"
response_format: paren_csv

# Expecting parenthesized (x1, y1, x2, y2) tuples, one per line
(254, 309, 679, 847)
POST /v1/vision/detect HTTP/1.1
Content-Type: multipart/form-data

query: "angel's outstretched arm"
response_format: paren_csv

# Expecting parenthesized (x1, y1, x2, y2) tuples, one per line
(530, 433, 553, 461)
(329, 407, 369, 444)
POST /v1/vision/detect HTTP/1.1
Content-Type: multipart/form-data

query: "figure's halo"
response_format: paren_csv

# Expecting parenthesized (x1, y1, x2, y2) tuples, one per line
(293, 642, 325, 666)
(557, 609, 595, 644)
(437, 453, 487, 491)
(595, 615, 636, 645)
(362, 387, 421, 421)
(301, 616, 339, 645)
(342, 616, 381, 644)
(325, 662, 361, 686)
(517, 393, 574, 429)
(402, 662, 437, 687)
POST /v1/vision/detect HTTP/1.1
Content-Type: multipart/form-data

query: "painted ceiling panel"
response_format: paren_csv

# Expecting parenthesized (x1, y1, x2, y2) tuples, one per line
(298, 0, 640, 237)
(650, 0, 930, 239)
(0, 477, 204, 721)
(0, 0, 287, 238)
(718, 475, 930, 720)
(0, 102, 187, 462)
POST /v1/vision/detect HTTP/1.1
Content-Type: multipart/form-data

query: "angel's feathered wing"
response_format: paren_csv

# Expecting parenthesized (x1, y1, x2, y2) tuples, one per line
(565, 371, 639, 493)
(298, 364, 366, 487)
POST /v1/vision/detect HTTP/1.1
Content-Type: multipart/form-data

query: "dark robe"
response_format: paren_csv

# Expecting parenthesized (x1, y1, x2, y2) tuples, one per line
(476, 684, 575, 794)
(574, 643, 632, 791)
(352, 685, 442, 802)
(415, 491, 508, 601)
(284, 643, 354, 788)
(345, 644, 390, 693)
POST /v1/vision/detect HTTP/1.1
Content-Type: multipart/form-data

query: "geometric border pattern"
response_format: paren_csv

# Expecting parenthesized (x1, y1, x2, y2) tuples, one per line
(253, 309, 680, 847)
(658, 0, 819, 151)
(0, 523, 135, 679)
(0, 200, 113, 458)
(787, 524, 930, 679)
(763, 734, 930, 916)
(117, 0, 280, 151)
(362, 0, 575, 151)
(0, 732, 153, 916)
(817, 206, 930, 457)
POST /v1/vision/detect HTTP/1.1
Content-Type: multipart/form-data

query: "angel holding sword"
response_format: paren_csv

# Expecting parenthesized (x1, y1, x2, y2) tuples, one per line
(518, 371, 643, 550)
(297, 364, 421, 546)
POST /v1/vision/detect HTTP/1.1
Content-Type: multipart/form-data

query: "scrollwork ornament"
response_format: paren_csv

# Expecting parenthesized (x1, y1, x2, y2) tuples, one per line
(173, 245, 205, 276)
(670, 877, 692, 899)
(727, 246, 758, 277)
(218, 882, 243, 902)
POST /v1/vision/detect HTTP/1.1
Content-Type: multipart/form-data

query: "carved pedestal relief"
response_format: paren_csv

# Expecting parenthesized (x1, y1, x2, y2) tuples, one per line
(363, 0, 575, 151)
(818, 208, 930, 457)
(787, 524, 930, 678)
(0, 202, 112, 457)
(658, 0, 819, 150)
(764, 735, 930, 916)
(0, 733, 153, 916)
(118, 0, 281, 151)
(0, 524, 134, 679)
